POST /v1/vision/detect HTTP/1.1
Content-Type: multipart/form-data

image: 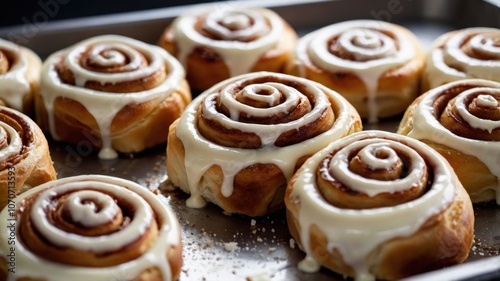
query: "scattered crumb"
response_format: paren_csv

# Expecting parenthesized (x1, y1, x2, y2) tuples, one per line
(224, 242, 239, 252)
(289, 238, 296, 249)
(251, 219, 256, 226)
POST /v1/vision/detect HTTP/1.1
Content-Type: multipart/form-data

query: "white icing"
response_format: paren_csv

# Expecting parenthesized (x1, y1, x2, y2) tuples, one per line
(172, 5, 283, 76)
(290, 131, 456, 281)
(40, 35, 184, 160)
(0, 175, 181, 281)
(206, 81, 328, 146)
(295, 20, 416, 123)
(175, 71, 358, 206)
(31, 181, 153, 252)
(454, 88, 500, 133)
(0, 39, 37, 111)
(426, 28, 500, 89)
(407, 79, 500, 204)
(65, 190, 119, 228)
(476, 94, 498, 108)
(329, 139, 426, 197)
(0, 121, 22, 162)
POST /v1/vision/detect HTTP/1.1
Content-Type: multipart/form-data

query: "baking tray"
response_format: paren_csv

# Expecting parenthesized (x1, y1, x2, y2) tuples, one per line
(0, 0, 499, 280)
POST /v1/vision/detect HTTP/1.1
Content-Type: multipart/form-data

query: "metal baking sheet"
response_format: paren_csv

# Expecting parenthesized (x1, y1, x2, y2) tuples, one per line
(1, 0, 499, 280)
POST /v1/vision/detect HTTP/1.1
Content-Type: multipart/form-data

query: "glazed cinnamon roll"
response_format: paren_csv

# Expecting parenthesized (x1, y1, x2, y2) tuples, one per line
(422, 27, 500, 91)
(166, 72, 361, 217)
(0, 39, 42, 115)
(285, 130, 474, 281)
(36, 35, 191, 160)
(286, 20, 425, 123)
(159, 4, 297, 92)
(0, 175, 182, 281)
(0, 106, 56, 210)
(398, 79, 500, 204)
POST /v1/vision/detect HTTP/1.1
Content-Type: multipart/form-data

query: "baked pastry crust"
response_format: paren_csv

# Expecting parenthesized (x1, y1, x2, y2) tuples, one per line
(398, 79, 500, 204)
(422, 27, 500, 92)
(0, 106, 56, 210)
(0, 39, 42, 116)
(166, 71, 361, 217)
(159, 5, 297, 92)
(36, 35, 191, 159)
(285, 130, 474, 281)
(0, 175, 182, 281)
(285, 20, 425, 122)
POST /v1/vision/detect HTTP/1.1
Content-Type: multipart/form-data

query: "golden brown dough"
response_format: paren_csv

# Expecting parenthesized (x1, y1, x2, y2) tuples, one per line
(422, 27, 500, 92)
(398, 79, 500, 204)
(285, 20, 425, 122)
(166, 72, 361, 217)
(36, 35, 191, 159)
(159, 5, 297, 92)
(0, 106, 56, 210)
(0, 39, 42, 116)
(285, 130, 474, 280)
(0, 175, 182, 281)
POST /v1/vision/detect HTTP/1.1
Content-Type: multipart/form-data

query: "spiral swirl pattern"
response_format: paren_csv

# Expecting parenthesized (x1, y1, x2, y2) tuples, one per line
(286, 131, 463, 280)
(0, 39, 41, 112)
(171, 5, 284, 76)
(400, 79, 500, 203)
(199, 74, 333, 148)
(425, 27, 500, 89)
(170, 71, 361, 214)
(202, 9, 268, 41)
(293, 20, 419, 123)
(0, 107, 34, 170)
(0, 175, 181, 281)
(0, 106, 56, 210)
(40, 35, 186, 159)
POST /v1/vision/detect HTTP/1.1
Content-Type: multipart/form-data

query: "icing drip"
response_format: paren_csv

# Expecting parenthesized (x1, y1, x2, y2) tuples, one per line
(40, 35, 184, 159)
(175, 72, 357, 206)
(0, 175, 180, 281)
(426, 28, 500, 88)
(407, 79, 500, 204)
(0, 121, 22, 162)
(0, 40, 36, 111)
(290, 131, 456, 280)
(172, 5, 283, 76)
(295, 20, 415, 123)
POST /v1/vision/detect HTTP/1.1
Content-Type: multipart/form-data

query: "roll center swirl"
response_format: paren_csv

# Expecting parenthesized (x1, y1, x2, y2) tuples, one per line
(336, 29, 396, 61)
(329, 139, 426, 196)
(65, 190, 119, 228)
(203, 10, 268, 41)
(450, 88, 500, 133)
(468, 33, 500, 60)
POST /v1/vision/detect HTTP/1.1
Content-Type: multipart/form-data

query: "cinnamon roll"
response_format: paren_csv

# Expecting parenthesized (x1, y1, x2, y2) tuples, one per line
(166, 71, 362, 217)
(159, 4, 297, 92)
(422, 27, 500, 91)
(0, 39, 42, 115)
(36, 35, 191, 160)
(285, 130, 474, 281)
(398, 79, 500, 204)
(0, 106, 56, 210)
(0, 175, 182, 281)
(285, 20, 425, 123)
